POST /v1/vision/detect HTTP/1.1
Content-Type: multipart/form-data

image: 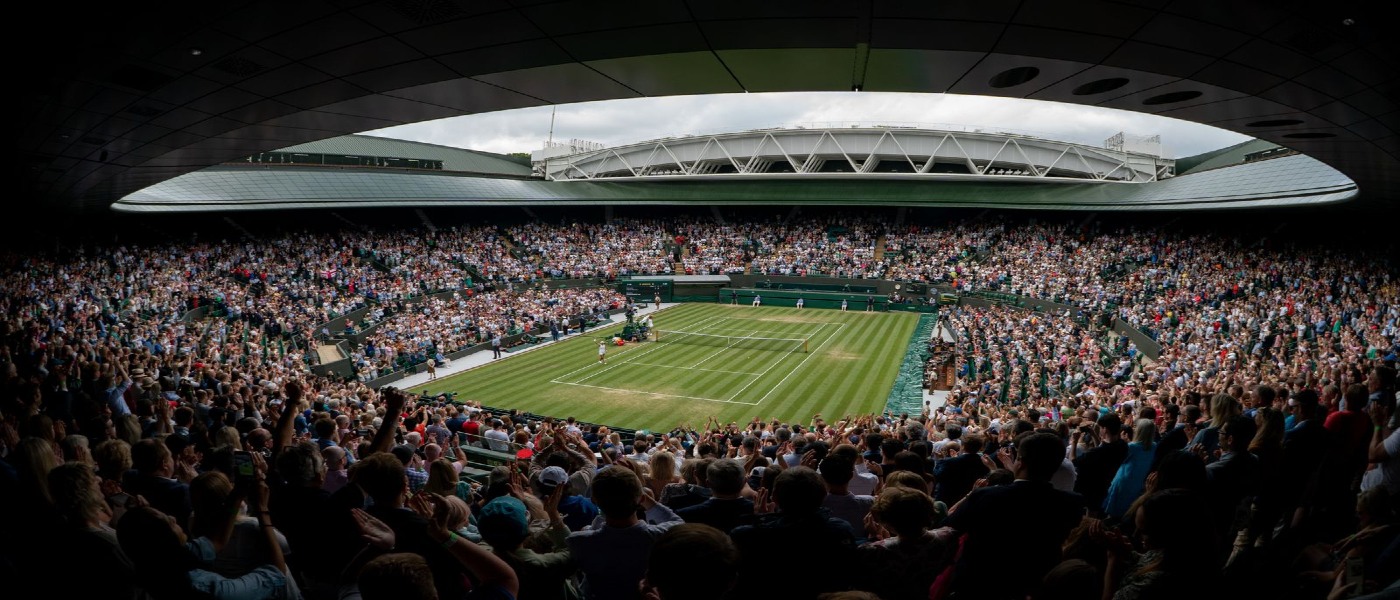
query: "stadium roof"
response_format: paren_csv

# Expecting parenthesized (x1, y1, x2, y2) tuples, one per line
(17, 2, 1397, 213)
(116, 151, 1353, 212)
(1174, 139, 1282, 174)
(273, 134, 531, 176)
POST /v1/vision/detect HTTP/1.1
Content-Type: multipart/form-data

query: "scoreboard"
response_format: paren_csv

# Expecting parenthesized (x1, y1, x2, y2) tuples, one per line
(618, 280, 672, 303)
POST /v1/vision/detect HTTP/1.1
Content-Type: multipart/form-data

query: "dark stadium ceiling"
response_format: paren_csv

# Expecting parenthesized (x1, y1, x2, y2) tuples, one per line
(16, 0, 1398, 213)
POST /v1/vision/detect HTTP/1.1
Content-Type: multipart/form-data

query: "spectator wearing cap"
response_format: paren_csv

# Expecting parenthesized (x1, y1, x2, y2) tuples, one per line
(942, 433, 1084, 600)
(566, 466, 682, 600)
(531, 431, 598, 498)
(676, 459, 754, 535)
(539, 465, 598, 532)
(479, 495, 579, 600)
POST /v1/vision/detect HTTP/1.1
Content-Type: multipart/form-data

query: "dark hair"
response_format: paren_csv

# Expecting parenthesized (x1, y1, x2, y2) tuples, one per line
(358, 553, 438, 600)
(1219, 416, 1256, 454)
(1137, 490, 1216, 574)
(117, 506, 200, 599)
(592, 465, 644, 518)
(645, 524, 738, 600)
(985, 469, 1015, 487)
(1017, 433, 1066, 482)
(354, 453, 406, 505)
(772, 467, 826, 514)
(706, 459, 744, 496)
(819, 455, 855, 487)
(1152, 451, 1207, 492)
(871, 486, 935, 536)
(880, 439, 905, 459)
(1096, 413, 1123, 436)
(1293, 388, 1320, 419)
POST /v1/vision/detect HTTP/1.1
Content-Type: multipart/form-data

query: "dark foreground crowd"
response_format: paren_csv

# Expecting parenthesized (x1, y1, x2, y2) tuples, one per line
(1, 213, 1398, 600)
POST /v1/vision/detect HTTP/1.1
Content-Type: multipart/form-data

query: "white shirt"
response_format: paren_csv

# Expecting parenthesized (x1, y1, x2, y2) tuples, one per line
(484, 428, 511, 452)
(1362, 429, 1400, 495)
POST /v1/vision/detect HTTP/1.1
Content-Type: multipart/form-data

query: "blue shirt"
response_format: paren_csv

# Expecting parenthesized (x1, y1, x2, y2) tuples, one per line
(187, 537, 289, 600)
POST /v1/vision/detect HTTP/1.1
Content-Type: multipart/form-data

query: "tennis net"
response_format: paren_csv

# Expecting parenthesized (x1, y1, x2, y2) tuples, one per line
(654, 330, 808, 353)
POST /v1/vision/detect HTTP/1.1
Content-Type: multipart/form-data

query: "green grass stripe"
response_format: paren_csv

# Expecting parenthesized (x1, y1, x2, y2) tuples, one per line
(409, 304, 918, 431)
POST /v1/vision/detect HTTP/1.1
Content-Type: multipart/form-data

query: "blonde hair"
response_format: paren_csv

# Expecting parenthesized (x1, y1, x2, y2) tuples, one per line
(93, 439, 133, 483)
(441, 495, 471, 530)
(422, 459, 461, 498)
(1209, 394, 1238, 426)
(17, 437, 61, 504)
(646, 451, 678, 498)
(48, 463, 107, 526)
(886, 470, 930, 495)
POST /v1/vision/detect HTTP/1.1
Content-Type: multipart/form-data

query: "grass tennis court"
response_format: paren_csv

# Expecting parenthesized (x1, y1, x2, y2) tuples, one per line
(407, 303, 919, 431)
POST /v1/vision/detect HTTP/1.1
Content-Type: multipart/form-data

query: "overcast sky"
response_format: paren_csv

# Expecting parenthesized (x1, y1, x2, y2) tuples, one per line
(366, 92, 1251, 159)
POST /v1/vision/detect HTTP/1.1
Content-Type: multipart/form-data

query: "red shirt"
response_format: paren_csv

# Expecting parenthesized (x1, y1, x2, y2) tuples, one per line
(1324, 409, 1373, 471)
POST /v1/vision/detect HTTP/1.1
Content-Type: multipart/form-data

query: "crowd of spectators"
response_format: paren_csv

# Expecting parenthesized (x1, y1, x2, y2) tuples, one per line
(940, 305, 1119, 406)
(356, 288, 627, 379)
(1, 212, 1398, 600)
(509, 220, 674, 279)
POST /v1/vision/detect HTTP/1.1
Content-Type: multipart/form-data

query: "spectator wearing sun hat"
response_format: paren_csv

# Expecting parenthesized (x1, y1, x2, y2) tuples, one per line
(479, 495, 579, 600)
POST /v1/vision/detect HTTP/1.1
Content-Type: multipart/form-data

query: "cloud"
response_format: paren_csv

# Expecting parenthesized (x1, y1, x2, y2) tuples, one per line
(365, 92, 1250, 159)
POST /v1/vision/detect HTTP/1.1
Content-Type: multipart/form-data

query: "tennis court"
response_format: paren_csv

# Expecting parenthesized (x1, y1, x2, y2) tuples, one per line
(550, 313, 843, 405)
(412, 303, 919, 430)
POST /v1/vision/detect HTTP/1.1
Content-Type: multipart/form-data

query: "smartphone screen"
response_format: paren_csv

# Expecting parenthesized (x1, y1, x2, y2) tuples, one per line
(233, 451, 255, 484)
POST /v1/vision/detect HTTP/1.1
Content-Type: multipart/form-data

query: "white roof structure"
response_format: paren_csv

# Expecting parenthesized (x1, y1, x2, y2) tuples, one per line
(534, 127, 1174, 183)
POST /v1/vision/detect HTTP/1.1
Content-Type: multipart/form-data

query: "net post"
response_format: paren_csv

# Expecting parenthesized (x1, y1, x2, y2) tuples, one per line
(804, 339, 809, 353)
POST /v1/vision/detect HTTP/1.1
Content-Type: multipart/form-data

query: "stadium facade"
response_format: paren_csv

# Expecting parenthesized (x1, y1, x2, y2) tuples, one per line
(114, 129, 1355, 212)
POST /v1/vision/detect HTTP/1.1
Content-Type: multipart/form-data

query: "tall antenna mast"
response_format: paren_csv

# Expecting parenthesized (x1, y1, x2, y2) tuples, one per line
(547, 105, 557, 145)
(543, 106, 557, 180)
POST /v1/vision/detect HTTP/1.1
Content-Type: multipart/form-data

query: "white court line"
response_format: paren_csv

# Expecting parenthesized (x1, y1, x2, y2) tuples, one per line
(689, 330, 759, 369)
(752, 322, 847, 405)
(554, 380, 759, 405)
(724, 323, 832, 402)
(720, 317, 845, 326)
(546, 310, 722, 380)
(566, 313, 729, 385)
(626, 362, 765, 376)
(701, 328, 822, 337)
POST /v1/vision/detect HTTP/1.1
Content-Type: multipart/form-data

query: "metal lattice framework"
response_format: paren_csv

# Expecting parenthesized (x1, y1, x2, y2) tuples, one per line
(533, 127, 1175, 183)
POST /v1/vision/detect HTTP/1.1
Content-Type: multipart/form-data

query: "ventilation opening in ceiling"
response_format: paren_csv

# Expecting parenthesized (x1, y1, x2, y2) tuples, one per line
(1143, 90, 1203, 105)
(213, 56, 267, 77)
(1072, 78, 1130, 96)
(989, 67, 1040, 89)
